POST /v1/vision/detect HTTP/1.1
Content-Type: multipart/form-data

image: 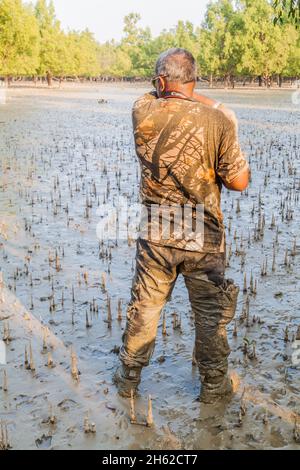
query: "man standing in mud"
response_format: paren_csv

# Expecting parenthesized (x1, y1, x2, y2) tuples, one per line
(114, 48, 249, 404)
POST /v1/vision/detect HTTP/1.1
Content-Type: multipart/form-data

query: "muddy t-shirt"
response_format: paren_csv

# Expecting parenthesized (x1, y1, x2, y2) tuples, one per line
(132, 92, 248, 252)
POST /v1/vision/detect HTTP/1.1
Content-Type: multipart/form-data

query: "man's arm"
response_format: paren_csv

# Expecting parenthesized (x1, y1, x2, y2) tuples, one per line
(192, 91, 238, 131)
(216, 116, 249, 193)
(192, 91, 217, 107)
(191, 92, 249, 191)
(148, 88, 249, 191)
(222, 167, 249, 192)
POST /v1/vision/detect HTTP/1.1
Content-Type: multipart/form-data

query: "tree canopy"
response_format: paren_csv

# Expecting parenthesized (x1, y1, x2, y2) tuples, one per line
(0, 0, 299, 84)
(273, 0, 300, 26)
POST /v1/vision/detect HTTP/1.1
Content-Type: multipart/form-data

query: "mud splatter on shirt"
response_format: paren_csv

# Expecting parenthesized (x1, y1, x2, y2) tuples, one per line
(132, 92, 248, 252)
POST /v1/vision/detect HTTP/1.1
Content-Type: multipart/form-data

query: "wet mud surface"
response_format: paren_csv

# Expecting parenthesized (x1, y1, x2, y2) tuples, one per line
(0, 84, 300, 449)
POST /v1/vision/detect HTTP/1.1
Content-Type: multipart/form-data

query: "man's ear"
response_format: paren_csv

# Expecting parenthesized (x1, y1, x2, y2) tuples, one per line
(158, 76, 166, 94)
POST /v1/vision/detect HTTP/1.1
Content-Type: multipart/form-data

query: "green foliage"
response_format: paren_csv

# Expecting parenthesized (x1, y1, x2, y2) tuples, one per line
(0, 0, 40, 76)
(67, 30, 100, 77)
(273, 0, 300, 27)
(35, 0, 60, 74)
(198, 0, 299, 81)
(98, 42, 132, 77)
(197, 0, 237, 79)
(120, 13, 154, 77)
(234, 0, 297, 77)
(0, 0, 299, 82)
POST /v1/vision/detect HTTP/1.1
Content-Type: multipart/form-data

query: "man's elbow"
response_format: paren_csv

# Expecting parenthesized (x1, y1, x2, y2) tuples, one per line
(223, 168, 250, 192)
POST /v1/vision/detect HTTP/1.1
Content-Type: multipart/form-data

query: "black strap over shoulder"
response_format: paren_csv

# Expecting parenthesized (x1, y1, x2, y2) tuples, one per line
(162, 90, 196, 102)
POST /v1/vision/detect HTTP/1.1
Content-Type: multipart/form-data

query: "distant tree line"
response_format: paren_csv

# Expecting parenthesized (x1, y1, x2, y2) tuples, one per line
(0, 0, 299, 87)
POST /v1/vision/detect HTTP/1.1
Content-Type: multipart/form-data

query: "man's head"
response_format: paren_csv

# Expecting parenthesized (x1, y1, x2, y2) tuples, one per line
(153, 48, 197, 97)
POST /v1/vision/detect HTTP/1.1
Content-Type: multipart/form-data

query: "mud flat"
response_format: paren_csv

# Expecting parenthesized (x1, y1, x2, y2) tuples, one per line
(0, 84, 300, 450)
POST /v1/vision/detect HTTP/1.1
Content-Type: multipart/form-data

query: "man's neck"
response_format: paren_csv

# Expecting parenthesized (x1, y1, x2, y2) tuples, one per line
(163, 81, 195, 98)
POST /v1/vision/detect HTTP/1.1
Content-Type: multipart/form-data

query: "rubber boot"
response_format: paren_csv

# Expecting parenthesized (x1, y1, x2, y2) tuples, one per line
(200, 375, 234, 404)
(194, 279, 239, 405)
(113, 363, 142, 398)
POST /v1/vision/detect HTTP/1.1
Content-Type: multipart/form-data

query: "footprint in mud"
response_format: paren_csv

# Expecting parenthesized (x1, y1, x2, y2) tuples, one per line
(57, 398, 78, 412)
(35, 434, 52, 449)
(270, 426, 288, 448)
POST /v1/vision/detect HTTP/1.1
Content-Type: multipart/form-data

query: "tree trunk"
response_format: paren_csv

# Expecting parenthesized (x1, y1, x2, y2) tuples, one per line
(278, 74, 282, 88)
(209, 73, 213, 88)
(46, 71, 53, 87)
(258, 75, 263, 87)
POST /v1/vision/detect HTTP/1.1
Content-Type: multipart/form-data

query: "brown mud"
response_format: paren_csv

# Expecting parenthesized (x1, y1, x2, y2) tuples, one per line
(0, 84, 300, 449)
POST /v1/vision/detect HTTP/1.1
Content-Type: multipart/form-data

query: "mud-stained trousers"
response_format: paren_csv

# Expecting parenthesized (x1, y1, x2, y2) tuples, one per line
(119, 238, 239, 396)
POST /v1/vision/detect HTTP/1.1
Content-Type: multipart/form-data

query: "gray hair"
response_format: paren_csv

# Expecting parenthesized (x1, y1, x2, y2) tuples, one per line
(155, 48, 197, 83)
